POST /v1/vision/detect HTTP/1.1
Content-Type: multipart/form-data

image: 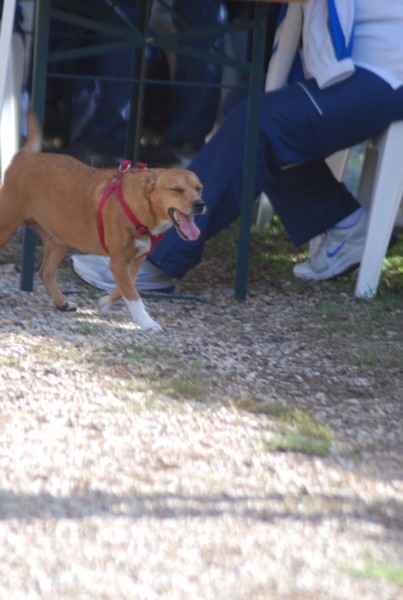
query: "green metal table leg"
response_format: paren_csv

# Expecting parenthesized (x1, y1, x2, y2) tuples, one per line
(125, 0, 151, 162)
(235, 2, 268, 300)
(20, 0, 51, 291)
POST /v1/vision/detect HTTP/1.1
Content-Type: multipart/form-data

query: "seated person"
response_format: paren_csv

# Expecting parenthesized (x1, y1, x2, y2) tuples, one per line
(72, 0, 403, 292)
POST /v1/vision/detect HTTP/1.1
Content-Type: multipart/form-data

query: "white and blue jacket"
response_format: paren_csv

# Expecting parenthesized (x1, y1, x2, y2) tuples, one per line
(265, 0, 355, 91)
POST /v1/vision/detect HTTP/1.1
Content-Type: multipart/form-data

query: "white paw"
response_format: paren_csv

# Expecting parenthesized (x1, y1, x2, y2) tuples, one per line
(140, 317, 163, 332)
(124, 298, 163, 332)
(98, 294, 112, 316)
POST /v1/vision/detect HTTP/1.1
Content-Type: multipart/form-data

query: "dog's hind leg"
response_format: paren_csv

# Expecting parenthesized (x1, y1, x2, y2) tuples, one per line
(0, 196, 24, 250)
(0, 223, 21, 249)
(37, 229, 76, 311)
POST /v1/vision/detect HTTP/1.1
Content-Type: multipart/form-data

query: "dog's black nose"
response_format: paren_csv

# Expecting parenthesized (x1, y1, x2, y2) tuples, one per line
(193, 199, 206, 215)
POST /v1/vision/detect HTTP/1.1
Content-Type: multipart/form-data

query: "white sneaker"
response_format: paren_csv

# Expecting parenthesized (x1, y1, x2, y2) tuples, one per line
(293, 210, 368, 280)
(71, 255, 175, 293)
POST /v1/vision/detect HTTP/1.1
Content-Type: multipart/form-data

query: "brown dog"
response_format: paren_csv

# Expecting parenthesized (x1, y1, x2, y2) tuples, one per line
(0, 114, 205, 331)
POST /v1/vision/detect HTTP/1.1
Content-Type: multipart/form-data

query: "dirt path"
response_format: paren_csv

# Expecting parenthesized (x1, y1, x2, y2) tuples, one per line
(0, 258, 402, 599)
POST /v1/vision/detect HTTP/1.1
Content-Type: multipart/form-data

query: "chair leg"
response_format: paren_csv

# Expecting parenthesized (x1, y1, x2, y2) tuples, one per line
(0, 56, 16, 180)
(0, 0, 17, 110)
(255, 193, 274, 228)
(325, 148, 349, 181)
(1, 34, 24, 180)
(0, 0, 18, 179)
(396, 202, 403, 228)
(355, 122, 403, 298)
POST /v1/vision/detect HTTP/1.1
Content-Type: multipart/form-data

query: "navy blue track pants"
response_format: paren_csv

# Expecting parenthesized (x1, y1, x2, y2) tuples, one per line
(149, 67, 403, 279)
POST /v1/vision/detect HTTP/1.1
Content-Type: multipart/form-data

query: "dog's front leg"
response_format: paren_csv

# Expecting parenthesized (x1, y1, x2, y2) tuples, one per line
(124, 296, 163, 332)
(101, 255, 163, 332)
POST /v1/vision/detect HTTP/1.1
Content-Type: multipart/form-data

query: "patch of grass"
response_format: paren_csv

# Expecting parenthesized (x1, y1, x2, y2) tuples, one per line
(126, 350, 146, 362)
(272, 408, 333, 455)
(230, 396, 285, 415)
(249, 218, 303, 283)
(269, 431, 331, 456)
(124, 346, 184, 372)
(78, 322, 104, 336)
(235, 400, 335, 442)
(378, 237, 403, 296)
(232, 399, 335, 456)
(343, 558, 403, 586)
(198, 214, 299, 286)
(158, 373, 210, 401)
(201, 211, 403, 300)
(283, 408, 334, 442)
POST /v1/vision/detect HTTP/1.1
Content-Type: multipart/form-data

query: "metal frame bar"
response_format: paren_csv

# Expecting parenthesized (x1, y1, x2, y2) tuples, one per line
(20, 0, 51, 291)
(235, 2, 268, 299)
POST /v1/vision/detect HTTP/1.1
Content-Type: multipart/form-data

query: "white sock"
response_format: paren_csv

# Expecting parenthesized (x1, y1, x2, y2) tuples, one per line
(334, 207, 363, 229)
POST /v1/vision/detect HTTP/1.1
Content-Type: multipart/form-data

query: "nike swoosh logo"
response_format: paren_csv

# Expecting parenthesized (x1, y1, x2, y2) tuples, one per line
(326, 240, 346, 259)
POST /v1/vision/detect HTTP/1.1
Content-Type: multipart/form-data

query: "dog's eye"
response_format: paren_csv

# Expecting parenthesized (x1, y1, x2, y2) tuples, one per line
(171, 187, 185, 194)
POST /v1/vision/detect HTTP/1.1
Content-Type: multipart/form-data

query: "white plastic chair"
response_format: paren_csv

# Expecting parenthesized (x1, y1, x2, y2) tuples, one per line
(0, 33, 24, 181)
(0, 0, 16, 108)
(355, 120, 403, 298)
(256, 125, 403, 298)
(0, 0, 24, 181)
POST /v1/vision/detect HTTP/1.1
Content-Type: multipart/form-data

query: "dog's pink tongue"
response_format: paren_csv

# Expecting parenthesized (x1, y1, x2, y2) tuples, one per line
(177, 212, 201, 240)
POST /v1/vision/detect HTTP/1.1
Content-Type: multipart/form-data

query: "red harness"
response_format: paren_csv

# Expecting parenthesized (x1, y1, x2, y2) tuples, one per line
(97, 160, 164, 255)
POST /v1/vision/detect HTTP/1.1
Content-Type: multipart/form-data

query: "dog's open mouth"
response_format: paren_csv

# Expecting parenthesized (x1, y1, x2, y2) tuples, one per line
(168, 208, 201, 241)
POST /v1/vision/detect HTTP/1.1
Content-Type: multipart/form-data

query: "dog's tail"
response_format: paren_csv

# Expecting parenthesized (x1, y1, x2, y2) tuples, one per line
(22, 111, 42, 154)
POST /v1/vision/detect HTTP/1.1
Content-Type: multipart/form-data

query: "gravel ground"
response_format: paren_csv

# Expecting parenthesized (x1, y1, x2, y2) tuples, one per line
(0, 247, 402, 599)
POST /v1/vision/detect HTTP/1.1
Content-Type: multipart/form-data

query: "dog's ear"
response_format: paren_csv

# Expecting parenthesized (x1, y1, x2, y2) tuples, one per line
(139, 170, 158, 195)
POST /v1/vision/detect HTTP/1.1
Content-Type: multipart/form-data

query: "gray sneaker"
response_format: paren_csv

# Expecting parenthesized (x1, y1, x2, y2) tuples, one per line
(293, 210, 368, 280)
(71, 254, 175, 293)
(71, 255, 115, 290)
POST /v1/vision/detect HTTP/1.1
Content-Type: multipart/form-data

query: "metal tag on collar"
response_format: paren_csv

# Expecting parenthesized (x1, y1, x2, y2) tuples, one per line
(119, 160, 132, 173)
(136, 224, 149, 236)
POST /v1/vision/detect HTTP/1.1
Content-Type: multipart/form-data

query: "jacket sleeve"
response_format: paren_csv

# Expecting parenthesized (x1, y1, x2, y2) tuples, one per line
(302, 0, 355, 88)
(265, 4, 304, 91)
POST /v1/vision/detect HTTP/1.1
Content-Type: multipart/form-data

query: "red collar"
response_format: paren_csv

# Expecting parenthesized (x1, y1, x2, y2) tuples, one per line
(97, 160, 164, 255)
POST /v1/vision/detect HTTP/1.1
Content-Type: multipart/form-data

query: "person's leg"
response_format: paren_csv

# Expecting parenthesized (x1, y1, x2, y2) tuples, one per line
(150, 67, 403, 277)
(72, 68, 403, 286)
(148, 98, 249, 278)
(257, 69, 403, 245)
